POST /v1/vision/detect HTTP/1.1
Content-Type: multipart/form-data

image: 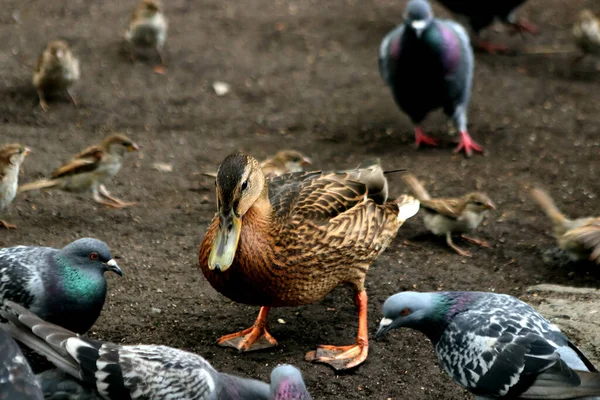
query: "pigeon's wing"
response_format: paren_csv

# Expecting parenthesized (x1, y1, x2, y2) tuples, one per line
(437, 294, 595, 398)
(0, 329, 43, 400)
(420, 198, 463, 219)
(379, 25, 405, 86)
(37, 369, 103, 400)
(0, 247, 52, 312)
(2, 300, 220, 400)
(561, 219, 600, 263)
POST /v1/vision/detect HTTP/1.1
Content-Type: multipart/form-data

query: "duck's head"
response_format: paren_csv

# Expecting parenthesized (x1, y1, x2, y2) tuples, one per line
(209, 154, 267, 272)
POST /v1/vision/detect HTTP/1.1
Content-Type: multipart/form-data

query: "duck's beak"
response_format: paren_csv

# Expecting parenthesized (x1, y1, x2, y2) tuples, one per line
(208, 208, 242, 272)
(106, 259, 123, 276)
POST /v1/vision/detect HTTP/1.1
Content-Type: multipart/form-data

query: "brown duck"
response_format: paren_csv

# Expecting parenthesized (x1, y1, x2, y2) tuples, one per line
(199, 154, 419, 370)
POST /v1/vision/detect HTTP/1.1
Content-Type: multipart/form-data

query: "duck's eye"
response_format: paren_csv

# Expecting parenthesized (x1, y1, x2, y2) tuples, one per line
(89, 252, 99, 261)
(241, 180, 248, 191)
(399, 308, 410, 317)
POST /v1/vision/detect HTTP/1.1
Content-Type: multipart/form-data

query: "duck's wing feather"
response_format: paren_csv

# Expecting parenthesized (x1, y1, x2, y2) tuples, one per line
(268, 171, 368, 225)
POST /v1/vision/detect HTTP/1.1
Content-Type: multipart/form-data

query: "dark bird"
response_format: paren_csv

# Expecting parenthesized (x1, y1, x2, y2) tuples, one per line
(377, 291, 600, 399)
(2, 300, 312, 400)
(531, 187, 600, 264)
(0, 144, 31, 229)
(0, 238, 122, 334)
(435, 0, 537, 54)
(0, 328, 43, 400)
(199, 154, 419, 370)
(379, 0, 482, 157)
(18, 134, 140, 208)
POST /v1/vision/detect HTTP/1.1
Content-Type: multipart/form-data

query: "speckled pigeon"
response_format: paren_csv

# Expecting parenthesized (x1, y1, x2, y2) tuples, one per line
(1, 301, 312, 400)
(377, 291, 600, 399)
(435, 0, 537, 54)
(0, 238, 122, 334)
(0, 328, 43, 399)
(379, 0, 482, 157)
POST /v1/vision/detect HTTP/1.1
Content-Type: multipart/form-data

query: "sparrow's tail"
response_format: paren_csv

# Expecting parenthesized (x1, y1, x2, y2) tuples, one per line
(0, 301, 80, 379)
(401, 174, 431, 201)
(18, 179, 57, 193)
(530, 188, 568, 227)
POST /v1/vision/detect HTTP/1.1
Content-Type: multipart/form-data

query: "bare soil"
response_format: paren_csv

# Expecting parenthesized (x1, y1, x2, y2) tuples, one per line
(1, 0, 599, 398)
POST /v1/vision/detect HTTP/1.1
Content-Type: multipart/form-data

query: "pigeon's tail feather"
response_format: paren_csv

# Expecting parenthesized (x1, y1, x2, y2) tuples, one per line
(402, 174, 431, 201)
(18, 179, 58, 193)
(0, 301, 81, 379)
(573, 370, 600, 396)
(37, 369, 102, 400)
(530, 188, 568, 227)
(521, 362, 600, 398)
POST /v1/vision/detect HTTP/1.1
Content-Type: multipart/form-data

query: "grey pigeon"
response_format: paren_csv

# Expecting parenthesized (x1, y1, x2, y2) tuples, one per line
(0, 238, 122, 334)
(0, 328, 43, 399)
(37, 369, 103, 400)
(435, 0, 537, 54)
(1, 301, 312, 400)
(377, 291, 600, 399)
(270, 365, 312, 400)
(379, 0, 482, 157)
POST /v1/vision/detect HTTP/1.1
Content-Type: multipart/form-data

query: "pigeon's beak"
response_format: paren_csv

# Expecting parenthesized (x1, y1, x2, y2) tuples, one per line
(376, 317, 393, 339)
(411, 20, 427, 37)
(106, 259, 123, 276)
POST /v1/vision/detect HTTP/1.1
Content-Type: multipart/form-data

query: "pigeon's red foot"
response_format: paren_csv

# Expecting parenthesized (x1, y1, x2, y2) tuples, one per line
(510, 19, 539, 35)
(414, 127, 439, 148)
(453, 131, 483, 157)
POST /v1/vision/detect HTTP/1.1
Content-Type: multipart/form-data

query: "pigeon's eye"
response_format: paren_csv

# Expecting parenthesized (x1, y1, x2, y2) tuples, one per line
(89, 252, 99, 261)
(241, 180, 248, 191)
(399, 308, 411, 317)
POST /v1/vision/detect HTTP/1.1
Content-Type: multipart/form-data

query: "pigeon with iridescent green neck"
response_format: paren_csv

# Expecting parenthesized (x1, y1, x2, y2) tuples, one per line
(0, 238, 122, 334)
(377, 291, 600, 399)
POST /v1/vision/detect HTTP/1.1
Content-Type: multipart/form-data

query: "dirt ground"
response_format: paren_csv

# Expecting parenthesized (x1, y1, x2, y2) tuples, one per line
(1, 0, 599, 398)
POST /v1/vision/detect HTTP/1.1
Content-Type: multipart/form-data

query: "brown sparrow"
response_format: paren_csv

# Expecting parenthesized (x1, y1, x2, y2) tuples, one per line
(33, 40, 80, 112)
(125, 0, 168, 72)
(259, 150, 312, 177)
(0, 144, 31, 229)
(200, 150, 312, 178)
(402, 174, 495, 257)
(531, 188, 600, 264)
(19, 135, 139, 208)
(573, 10, 600, 58)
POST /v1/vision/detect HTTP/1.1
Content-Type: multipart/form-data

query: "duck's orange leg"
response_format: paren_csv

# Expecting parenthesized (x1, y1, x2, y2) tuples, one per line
(306, 290, 369, 370)
(217, 306, 278, 351)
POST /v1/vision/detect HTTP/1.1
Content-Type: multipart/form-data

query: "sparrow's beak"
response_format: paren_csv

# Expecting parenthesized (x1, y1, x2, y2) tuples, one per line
(208, 207, 242, 272)
(411, 20, 427, 37)
(376, 318, 393, 339)
(486, 202, 496, 211)
(106, 259, 124, 276)
(23, 147, 32, 156)
(301, 156, 312, 167)
(127, 143, 140, 152)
